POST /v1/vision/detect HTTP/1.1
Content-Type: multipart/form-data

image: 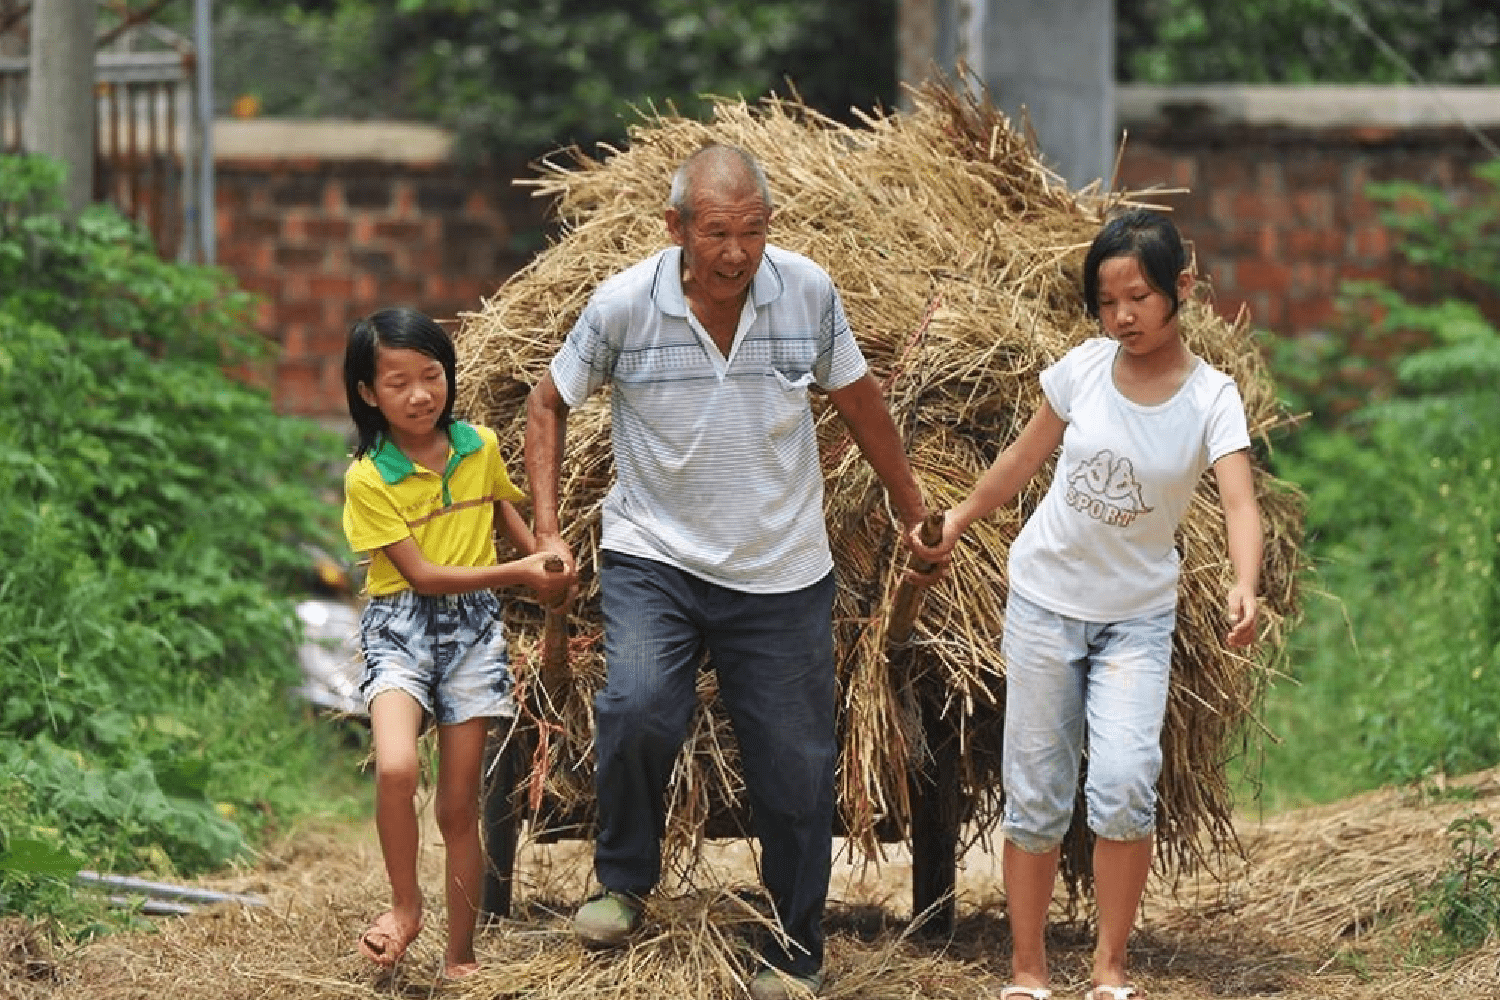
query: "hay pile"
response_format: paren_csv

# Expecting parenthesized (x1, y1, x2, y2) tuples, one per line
(453, 78, 1304, 892)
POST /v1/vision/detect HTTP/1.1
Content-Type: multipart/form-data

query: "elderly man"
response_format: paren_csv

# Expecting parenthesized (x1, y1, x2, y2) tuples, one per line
(524, 144, 927, 1000)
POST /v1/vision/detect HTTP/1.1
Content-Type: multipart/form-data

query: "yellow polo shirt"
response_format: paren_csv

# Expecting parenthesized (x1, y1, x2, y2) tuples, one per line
(342, 421, 525, 597)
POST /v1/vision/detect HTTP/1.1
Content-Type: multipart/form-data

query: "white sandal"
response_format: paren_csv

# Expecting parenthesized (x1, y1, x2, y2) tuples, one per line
(999, 988, 1052, 1000)
(1085, 988, 1138, 1000)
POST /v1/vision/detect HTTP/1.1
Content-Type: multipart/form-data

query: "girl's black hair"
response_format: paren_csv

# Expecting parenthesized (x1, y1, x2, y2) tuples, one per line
(1082, 208, 1189, 320)
(343, 307, 458, 458)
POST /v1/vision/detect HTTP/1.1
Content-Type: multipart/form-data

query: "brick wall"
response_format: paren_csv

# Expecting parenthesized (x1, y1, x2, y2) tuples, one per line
(1114, 86, 1499, 340)
(207, 91, 1500, 419)
(213, 122, 549, 418)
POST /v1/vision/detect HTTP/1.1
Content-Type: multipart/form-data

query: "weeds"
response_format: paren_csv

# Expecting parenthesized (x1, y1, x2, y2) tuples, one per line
(1420, 813, 1500, 951)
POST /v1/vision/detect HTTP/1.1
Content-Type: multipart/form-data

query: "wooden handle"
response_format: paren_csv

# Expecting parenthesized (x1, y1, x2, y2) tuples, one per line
(887, 512, 945, 647)
(539, 556, 570, 694)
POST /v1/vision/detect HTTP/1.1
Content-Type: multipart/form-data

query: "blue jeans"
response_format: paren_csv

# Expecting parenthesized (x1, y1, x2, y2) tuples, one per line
(1000, 590, 1175, 854)
(592, 552, 836, 977)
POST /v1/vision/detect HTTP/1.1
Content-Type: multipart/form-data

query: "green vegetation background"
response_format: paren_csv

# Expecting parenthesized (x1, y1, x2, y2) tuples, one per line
(0, 156, 367, 935)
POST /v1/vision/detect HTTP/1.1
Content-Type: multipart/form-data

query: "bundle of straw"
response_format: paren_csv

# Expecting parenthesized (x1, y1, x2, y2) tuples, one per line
(454, 78, 1304, 894)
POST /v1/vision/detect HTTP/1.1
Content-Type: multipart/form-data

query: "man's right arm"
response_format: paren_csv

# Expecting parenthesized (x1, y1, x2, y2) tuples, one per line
(524, 371, 574, 569)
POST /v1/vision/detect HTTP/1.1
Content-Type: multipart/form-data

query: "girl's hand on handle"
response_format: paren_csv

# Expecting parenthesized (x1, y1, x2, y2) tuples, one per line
(902, 510, 959, 585)
(1225, 582, 1259, 648)
(520, 550, 574, 608)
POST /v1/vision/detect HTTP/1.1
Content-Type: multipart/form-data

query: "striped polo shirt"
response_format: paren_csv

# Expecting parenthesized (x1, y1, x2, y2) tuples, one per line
(550, 244, 867, 593)
(343, 421, 525, 596)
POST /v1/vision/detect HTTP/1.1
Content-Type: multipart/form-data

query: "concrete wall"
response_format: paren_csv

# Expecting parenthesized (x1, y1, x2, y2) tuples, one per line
(898, 0, 1116, 190)
(195, 86, 1500, 419)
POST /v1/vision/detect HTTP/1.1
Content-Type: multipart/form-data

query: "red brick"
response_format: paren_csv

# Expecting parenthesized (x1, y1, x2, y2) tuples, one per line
(236, 274, 282, 300)
(281, 326, 307, 359)
(1286, 295, 1338, 331)
(306, 217, 352, 240)
(379, 278, 424, 303)
(276, 244, 326, 268)
(1231, 192, 1290, 225)
(1290, 190, 1335, 227)
(282, 274, 311, 300)
(1339, 263, 1398, 286)
(1117, 147, 1191, 191)
(277, 301, 327, 326)
(373, 220, 426, 241)
(310, 275, 356, 300)
(217, 240, 272, 271)
(1233, 260, 1293, 294)
(1351, 226, 1391, 260)
(275, 360, 323, 413)
(1284, 229, 1343, 258)
(307, 328, 348, 358)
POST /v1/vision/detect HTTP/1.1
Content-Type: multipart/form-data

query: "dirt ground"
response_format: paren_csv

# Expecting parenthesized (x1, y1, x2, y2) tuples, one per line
(7, 771, 1499, 1000)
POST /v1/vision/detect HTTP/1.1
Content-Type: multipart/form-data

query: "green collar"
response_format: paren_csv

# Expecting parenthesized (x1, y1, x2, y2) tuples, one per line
(371, 421, 483, 505)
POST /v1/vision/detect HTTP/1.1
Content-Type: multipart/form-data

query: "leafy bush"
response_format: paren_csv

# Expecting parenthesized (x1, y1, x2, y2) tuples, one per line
(1421, 813, 1500, 950)
(1256, 159, 1500, 802)
(0, 155, 361, 930)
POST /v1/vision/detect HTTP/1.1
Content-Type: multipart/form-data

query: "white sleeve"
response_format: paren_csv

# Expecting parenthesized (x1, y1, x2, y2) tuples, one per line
(814, 282, 868, 392)
(1038, 344, 1083, 423)
(549, 300, 617, 408)
(1205, 380, 1252, 464)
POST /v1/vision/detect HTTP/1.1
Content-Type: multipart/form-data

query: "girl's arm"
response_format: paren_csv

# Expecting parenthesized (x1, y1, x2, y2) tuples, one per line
(1213, 448, 1263, 647)
(495, 499, 537, 556)
(380, 536, 569, 605)
(909, 400, 1066, 564)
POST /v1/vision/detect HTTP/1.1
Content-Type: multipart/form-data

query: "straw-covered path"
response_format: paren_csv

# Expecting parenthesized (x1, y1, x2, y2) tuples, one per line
(11, 767, 1500, 1000)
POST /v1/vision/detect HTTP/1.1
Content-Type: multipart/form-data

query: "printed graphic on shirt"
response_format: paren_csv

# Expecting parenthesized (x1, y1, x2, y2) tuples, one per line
(1066, 449, 1153, 527)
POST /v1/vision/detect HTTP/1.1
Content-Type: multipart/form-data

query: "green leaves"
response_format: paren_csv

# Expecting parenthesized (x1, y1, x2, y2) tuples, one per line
(209, 0, 896, 161)
(1120, 0, 1500, 84)
(1258, 158, 1500, 802)
(1421, 813, 1500, 950)
(0, 156, 363, 931)
(0, 839, 83, 880)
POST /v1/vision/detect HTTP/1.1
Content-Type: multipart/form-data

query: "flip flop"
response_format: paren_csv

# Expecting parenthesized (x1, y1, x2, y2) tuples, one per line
(358, 910, 422, 967)
(1085, 988, 1139, 1000)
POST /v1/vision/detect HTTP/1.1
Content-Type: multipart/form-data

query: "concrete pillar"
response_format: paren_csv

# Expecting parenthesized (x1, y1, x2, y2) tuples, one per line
(26, 0, 97, 216)
(900, 0, 1115, 191)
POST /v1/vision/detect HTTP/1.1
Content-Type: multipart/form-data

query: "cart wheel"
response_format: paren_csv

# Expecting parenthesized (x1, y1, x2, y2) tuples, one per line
(909, 694, 959, 936)
(481, 726, 521, 922)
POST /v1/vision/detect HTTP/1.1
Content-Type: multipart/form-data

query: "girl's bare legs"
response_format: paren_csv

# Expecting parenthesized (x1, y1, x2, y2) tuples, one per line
(367, 690, 427, 955)
(1091, 835, 1153, 987)
(1004, 839, 1060, 989)
(434, 716, 491, 976)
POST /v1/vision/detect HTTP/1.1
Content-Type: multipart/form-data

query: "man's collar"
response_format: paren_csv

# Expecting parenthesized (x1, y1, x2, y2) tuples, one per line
(652, 246, 784, 317)
(370, 420, 482, 485)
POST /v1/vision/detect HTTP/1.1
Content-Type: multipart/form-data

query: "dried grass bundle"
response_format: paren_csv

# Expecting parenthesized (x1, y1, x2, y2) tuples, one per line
(453, 78, 1306, 894)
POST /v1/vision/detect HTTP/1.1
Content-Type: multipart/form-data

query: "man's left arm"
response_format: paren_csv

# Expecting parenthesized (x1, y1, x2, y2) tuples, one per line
(826, 372, 927, 530)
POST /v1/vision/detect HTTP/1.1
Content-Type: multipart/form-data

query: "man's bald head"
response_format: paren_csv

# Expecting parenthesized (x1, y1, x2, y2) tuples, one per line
(667, 145, 773, 224)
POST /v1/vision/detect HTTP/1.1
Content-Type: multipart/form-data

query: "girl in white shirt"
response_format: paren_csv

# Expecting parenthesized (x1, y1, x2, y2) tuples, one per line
(908, 209, 1263, 1000)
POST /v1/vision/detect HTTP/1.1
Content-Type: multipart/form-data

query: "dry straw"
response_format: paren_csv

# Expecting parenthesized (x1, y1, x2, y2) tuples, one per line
(453, 78, 1306, 895)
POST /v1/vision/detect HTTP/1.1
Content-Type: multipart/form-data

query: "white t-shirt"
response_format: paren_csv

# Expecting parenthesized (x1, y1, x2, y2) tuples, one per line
(1008, 337, 1252, 621)
(549, 244, 867, 593)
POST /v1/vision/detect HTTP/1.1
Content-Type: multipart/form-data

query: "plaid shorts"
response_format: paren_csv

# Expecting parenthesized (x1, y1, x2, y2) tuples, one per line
(358, 588, 515, 725)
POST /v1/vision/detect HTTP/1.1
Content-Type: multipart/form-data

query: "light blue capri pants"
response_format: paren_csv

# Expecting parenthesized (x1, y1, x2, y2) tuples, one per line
(1000, 590, 1175, 854)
